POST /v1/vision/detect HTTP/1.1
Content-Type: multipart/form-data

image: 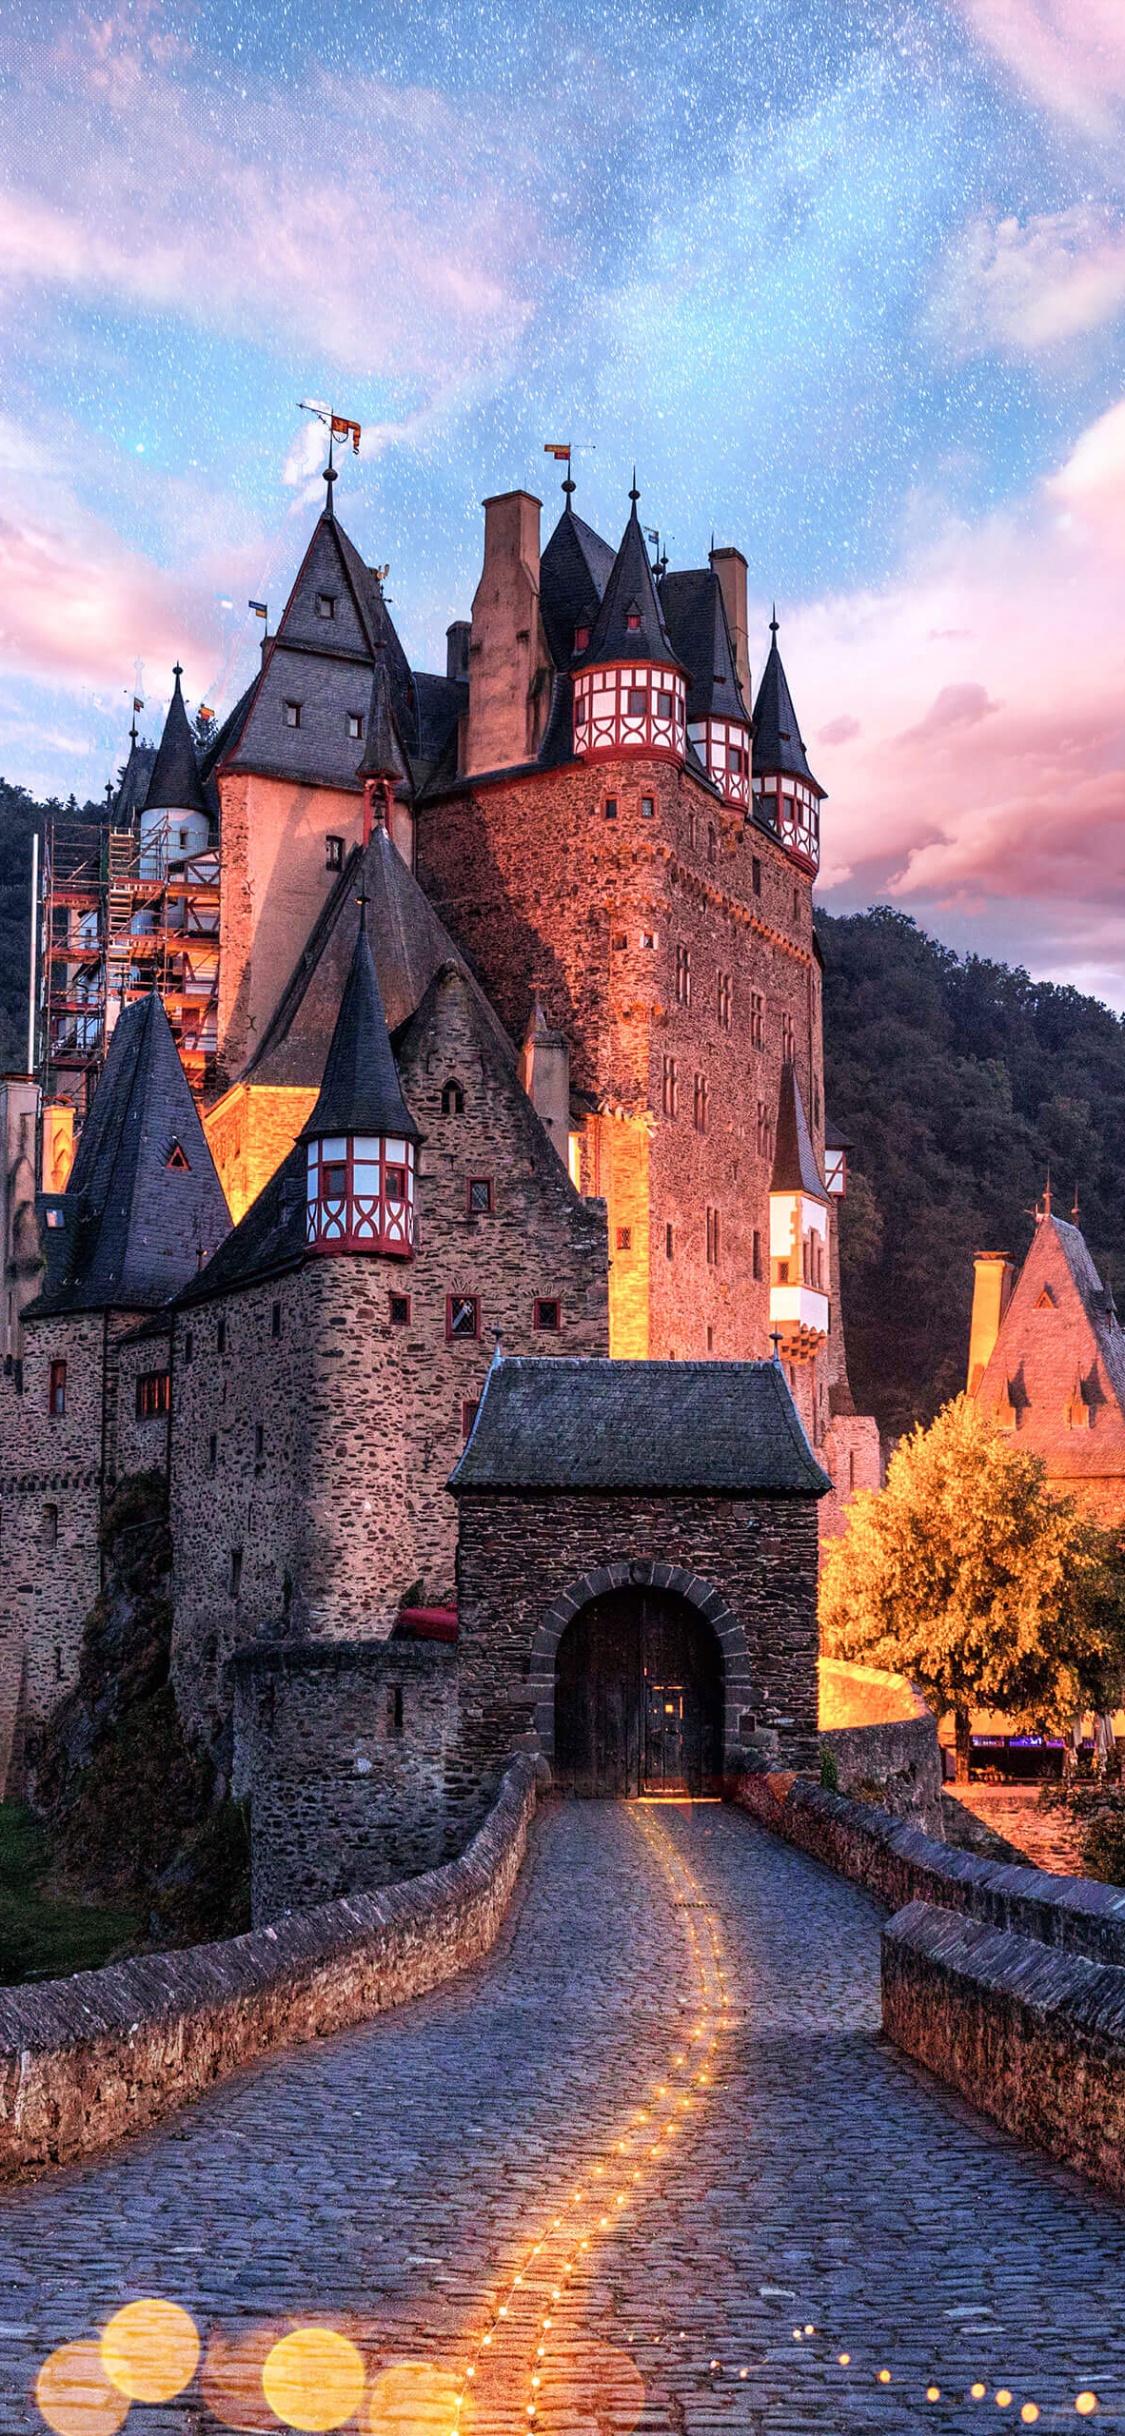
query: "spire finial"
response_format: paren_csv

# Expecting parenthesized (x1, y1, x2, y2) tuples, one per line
(629, 468, 640, 507)
(769, 604, 778, 637)
(769, 1328, 783, 1362)
(324, 462, 337, 519)
(172, 662, 183, 688)
(562, 472, 576, 499)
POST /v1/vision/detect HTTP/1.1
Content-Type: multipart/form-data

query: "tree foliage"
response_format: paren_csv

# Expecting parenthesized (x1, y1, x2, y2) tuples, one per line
(820, 1396, 1125, 1769)
(819, 906, 1125, 1437)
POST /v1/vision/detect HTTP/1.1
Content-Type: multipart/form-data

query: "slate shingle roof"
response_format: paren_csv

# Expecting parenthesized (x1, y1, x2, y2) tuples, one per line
(659, 569, 752, 726)
(539, 502, 616, 669)
(449, 1355, 830, 1496)
(752, 624, 822, 790)
(357, 656, 411, 788)
(145, 670, 210, 817)
(770, 1063, 828, 1202)
(30, 992, 230, 1316)
(297, 918, 421, 1146)
(113, 738, 157, 826)
(574, 501, 682, 675)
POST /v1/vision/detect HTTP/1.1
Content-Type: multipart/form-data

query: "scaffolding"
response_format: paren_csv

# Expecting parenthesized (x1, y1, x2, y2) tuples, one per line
(40, 817, 221, 1112)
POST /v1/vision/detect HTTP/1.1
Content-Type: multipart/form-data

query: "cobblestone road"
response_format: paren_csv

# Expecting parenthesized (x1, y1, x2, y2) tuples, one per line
(3, 1803, 1125, 2436)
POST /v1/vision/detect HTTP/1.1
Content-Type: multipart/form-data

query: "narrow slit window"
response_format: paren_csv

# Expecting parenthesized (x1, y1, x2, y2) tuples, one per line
(389, 1293, 411, 1326)
(48, 1359, 66, 1416)
(283, 700, 302, 728)
(325, 834, 344, 871)
(230, 1548, 243, 1599)
(534, 1298, 561, 1332)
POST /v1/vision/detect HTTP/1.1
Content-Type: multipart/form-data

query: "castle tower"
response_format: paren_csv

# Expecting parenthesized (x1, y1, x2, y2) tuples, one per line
(660, 559, 753, 810)
(769, 1061, 830, 1362)
(752, 614, 825, 873)
(571, 488, 688, 762)
(141, 666, 211, 873)
(300, 912, 421, 1258)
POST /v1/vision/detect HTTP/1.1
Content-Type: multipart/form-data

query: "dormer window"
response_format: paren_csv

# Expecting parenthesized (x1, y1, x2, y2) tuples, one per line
(283, 701, 302, 728)
(626, 610, 642, 633)
(166, 1142, 190, 1171)
(315, 593, 337, 619)
(347, 713, 364, 741)
(574, 624, 589, 651)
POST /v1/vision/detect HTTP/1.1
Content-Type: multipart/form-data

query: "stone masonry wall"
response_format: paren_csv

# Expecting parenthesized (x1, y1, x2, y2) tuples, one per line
(453, 1489, 822, 1807)
(231, 1640, 460, 1922)
(0, 1754, 538, 2184)
(113, 1322, 174, 1488)
(171, 968, 608, 1743)
(0, 1310, 108, 1776)
(416, 760, 835, 1408)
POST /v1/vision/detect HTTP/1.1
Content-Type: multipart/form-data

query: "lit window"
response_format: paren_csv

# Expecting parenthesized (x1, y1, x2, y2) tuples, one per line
(626, 610, 641, 632)
(136, 1370, 170, 1420)
(656, 690, 673, 719)
(48, 1359, 66, 1416)
(326, 835, 344, 871)
(574, 624, 589, 651)
(315, 593, 336, 619)
(347, 712, 363, 740)
(752, 1228, 762, 1281)
(283, 701, 302, 728)
(627, 687, 647, 717)
(467, 1177, 493, 1215)
(641, 796, 655, 818)
(441, 1078, 464, 1115)
(166, 1141, 190, 1171)
(448, 1294, 480, 1340)
(389, 1293, 411, 1325)
(534, 1298, 561, 1332)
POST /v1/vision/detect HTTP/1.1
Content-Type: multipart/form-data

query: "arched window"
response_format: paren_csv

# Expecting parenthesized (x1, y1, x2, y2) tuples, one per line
(441, 1079, 465, 1116)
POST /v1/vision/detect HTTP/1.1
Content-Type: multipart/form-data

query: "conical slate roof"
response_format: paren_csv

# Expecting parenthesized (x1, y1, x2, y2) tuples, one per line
(660, 568, 751, 726)
(145, 668, 210, 816)
(752, 621, 821, 790)
(357, 655, 411, 787)
(32, 992, 230, 1315)
(770, 1062, 827, 1203)
(574, 495, 681, 673)
(539, 500, 616, 668)
(298, 918, 421, 1145)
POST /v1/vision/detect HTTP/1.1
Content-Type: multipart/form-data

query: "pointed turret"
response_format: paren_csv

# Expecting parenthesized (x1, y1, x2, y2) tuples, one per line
(299, 916, 421, 1259)
(660, 565, 752, 808)
(571, 486, 687, 762)
(752, 615, 824, 872)
(33, 991, 229, 1315)
(538, 491, 616, 669)
(357, 654, 412, 789)
(769, 1062, 829, 1360)
(141, 666, 211, 871)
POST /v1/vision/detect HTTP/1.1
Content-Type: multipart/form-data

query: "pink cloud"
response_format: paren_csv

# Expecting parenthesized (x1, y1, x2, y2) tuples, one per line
(928, 206, 1125, 359)
(783, 394, 1125, 997)
(955, 0, 1125, 136)
(0, 21, 542, 404)
(818, 715, 860, 746)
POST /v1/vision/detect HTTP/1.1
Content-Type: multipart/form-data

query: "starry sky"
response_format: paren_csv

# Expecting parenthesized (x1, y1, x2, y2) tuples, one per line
(3, 0, 1125, 998)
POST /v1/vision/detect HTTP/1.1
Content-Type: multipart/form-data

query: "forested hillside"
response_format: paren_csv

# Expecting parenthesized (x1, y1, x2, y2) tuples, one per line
(820, 908, 1125, 1440)
(2, 777, 1123, 1444)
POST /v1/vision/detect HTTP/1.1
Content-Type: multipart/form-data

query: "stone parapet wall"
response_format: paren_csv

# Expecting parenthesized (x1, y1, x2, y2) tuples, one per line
(732, 1772, 1125, 1969)
(0, 1754, 539, 2184)
(883, 1900, 1125, 2201)
(821, 1714, 943, 1834)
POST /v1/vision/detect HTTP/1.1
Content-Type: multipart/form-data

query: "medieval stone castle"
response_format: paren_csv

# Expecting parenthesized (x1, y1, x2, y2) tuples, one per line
(0, 463, 882, 1916)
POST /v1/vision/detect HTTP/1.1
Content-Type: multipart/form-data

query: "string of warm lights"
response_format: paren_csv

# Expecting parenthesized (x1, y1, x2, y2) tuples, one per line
(28, 1803, 1110, 2433)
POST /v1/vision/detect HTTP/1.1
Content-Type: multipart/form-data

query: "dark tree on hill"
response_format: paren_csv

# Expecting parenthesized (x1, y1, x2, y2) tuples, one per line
(819, 907, 1125, 1440)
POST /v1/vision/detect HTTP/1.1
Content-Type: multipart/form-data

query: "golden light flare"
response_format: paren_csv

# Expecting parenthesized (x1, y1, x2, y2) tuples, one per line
(261, 2327, 366, 2431)
(100, 2299, 200, 2403)
(201, 2321, 290, 2432)
(367, 2361, 465, 2436)
(1076, 2398, 1098, 2417)
(35, 2342, 130, 2436)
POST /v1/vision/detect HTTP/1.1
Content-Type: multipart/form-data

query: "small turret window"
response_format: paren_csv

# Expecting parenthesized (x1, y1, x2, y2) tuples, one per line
(441, 1079, 464, 1115)
(166, 1141, 190, 1171)
(283, 701, 302, 728)
(627, 688, 647, 716)
(626, 610, 641, 632)
(656, 690, 673, 719)
(315, 593, 336, 619)
(574, 624, 589, 651)
(347, 713, 363, 740)
(534, 1298, 561, 1332)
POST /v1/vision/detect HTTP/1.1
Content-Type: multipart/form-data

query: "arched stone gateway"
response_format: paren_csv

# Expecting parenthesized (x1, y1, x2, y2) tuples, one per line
(554, 1583, 725, 1797)
(528, 1558, 748, 1780)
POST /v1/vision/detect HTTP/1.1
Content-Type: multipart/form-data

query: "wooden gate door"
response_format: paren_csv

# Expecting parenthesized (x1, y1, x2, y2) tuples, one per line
(554, 1588, 723, 1796)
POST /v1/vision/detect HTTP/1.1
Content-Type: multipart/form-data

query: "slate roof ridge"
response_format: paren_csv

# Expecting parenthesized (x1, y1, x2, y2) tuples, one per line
(752, 621, 822, 791)
(145, 669, 210, 817)
(448, 1354, 830, 1495)
(297, 915, 422, 1146)
(574, 497, 682, 674)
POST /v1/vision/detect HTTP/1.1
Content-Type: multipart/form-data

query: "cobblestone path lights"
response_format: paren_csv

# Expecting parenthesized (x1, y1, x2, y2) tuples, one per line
(5, 1804, 1125, 2435)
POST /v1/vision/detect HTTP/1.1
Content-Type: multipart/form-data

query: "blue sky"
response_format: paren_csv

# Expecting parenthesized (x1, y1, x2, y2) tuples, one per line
(3, 0, 1125, 994)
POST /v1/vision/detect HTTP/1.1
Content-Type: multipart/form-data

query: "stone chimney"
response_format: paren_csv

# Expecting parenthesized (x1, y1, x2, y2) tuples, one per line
(464, 491, 542, 776)
(446, 621, 470, 683)
(518, 994, 570, 1168)
(709, 546, 751, 706)
(967, 1251, 1014, 1396)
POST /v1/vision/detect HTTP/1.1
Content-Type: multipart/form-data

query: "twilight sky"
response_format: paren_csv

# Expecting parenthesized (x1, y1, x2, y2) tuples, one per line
(3, 0, 1125, 999)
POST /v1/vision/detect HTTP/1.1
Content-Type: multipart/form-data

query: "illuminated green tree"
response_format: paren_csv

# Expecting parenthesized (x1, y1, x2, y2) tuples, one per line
(820, 1394, 1125, 1778)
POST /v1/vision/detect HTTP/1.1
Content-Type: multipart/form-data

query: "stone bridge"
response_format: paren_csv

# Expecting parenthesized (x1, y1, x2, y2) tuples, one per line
(4, 1804, 1125, 2434)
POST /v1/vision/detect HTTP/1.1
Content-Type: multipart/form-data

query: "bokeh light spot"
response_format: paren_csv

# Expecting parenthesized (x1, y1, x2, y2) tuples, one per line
(927, 2388, 941, 2403)
(367, 2362, 466, 2436)
(997, 2395, 1012, 2410)
(262, 2328, 366, 2432)
(1021, 2409, 1040, 2425)
(1076, 2400, 1098, 2419)
(35, 2342, 130, 2436)
(201, 2322, 290, 2431)
(100, 2299, 200, 2403)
